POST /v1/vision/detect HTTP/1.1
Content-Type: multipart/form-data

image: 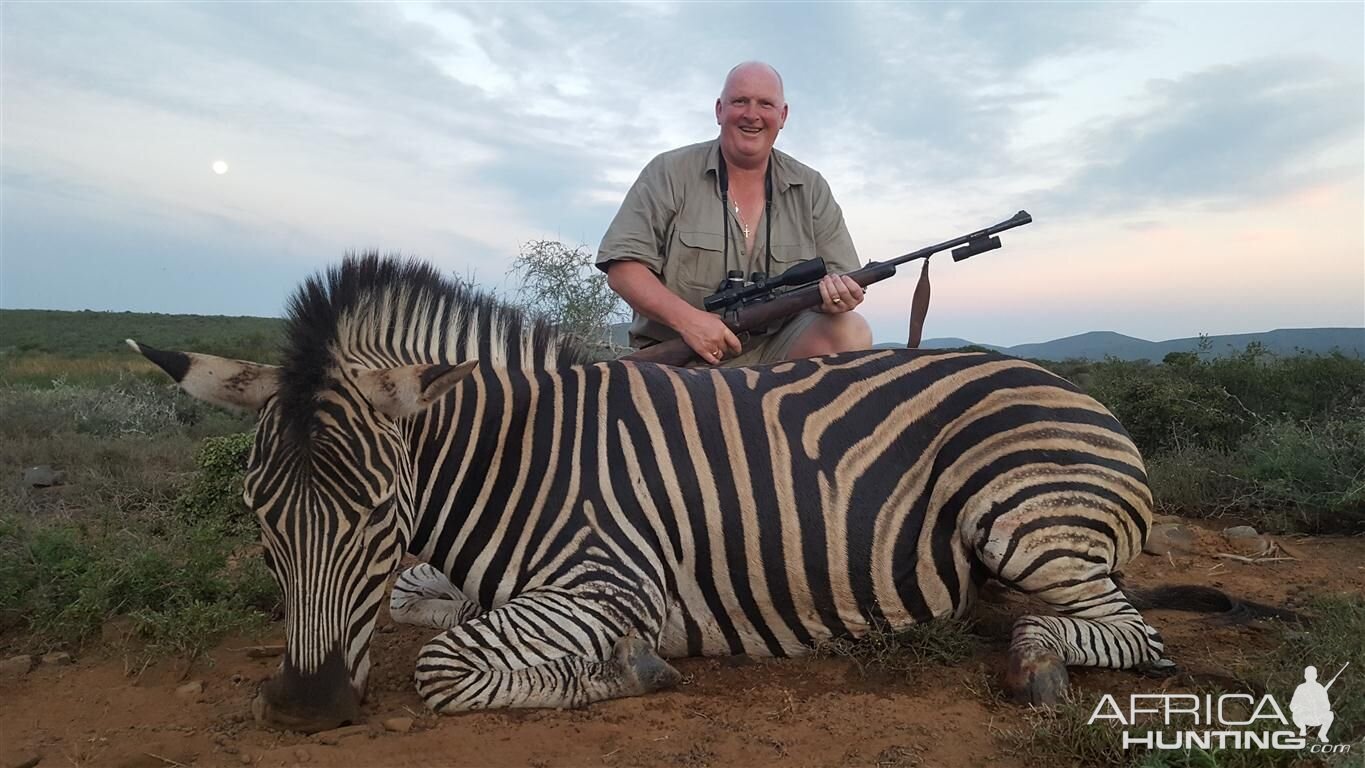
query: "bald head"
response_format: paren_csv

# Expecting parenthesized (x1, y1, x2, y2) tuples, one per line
(722, 61, 785, 104)
(715, 61, 789, 169)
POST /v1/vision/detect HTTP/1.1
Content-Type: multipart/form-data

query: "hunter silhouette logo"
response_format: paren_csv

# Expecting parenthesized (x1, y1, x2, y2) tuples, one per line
(1088, 662, 1352, 755)
(1291, 663, 1347, 743)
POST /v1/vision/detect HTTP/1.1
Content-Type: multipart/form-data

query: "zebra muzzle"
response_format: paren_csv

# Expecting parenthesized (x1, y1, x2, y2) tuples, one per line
(253, 649, 362, 733)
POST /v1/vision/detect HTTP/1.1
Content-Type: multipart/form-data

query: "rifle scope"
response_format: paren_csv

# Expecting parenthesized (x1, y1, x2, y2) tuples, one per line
(703, 257, 828, 312)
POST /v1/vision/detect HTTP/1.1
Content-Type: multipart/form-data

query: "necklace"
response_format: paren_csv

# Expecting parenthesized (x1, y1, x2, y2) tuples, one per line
(733, 201, 751, 242)
(717, 152, 773, 283)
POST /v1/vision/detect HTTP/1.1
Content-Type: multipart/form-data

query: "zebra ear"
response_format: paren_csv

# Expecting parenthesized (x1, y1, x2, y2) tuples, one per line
(127, 339, 279, 412)
(354, 360, 479, 420)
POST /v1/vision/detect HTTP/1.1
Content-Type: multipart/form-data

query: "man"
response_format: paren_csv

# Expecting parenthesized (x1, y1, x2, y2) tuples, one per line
(596, 61, 872, 366)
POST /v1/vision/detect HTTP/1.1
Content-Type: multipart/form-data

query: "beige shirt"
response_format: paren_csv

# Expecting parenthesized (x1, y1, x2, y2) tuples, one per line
(596, 139, 861, 349)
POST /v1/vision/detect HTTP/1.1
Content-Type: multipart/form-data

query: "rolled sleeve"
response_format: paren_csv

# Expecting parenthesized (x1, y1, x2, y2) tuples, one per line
(810, 172, 861, 275)
(596, 155, 675, 275)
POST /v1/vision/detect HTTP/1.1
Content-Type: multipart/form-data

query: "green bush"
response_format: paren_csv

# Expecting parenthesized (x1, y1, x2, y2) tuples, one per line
(1062, 350, 1365, 458)
(175, 431, 255, 533)
(1145, 406, 1365, 534)
(0, 515, 274, 657)
(1237, 415, 1365, 532)
(1050, 348, 1365, 534)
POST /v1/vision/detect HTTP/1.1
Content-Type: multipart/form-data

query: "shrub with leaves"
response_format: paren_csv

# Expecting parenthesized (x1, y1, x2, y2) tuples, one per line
(175, 431, 255, 533)
(509, 239, 629, 352)
(0, 516, 276, 658)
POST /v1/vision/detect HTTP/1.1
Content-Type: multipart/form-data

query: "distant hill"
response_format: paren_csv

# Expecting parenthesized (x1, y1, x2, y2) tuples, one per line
(5, 311, 1360, 365)
(0, 309, 286, 362)
(912, 328, 1365, 362)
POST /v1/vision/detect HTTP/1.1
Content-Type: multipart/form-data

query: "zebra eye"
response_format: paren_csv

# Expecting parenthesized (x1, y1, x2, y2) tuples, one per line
(368, 496, 395, 523)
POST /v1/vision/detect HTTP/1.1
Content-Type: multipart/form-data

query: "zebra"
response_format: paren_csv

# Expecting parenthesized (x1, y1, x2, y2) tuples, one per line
(132, 254, 1180, 731)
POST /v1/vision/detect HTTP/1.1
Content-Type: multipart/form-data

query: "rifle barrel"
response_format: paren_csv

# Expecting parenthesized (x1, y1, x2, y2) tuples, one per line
(872, 210, 1032, 271)
(1325, 662, 1349, 690)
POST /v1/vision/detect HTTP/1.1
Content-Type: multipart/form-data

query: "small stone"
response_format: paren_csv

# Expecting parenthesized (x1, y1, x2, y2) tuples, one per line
(314, 725, 371, 745)
(239, 754, 252, 765)
(174, 680, 204, 700)
(8, 753, 41, 768)
(40, 652, 73, 666)
(0, 655, 36, 680)
(1223, 525, 1268, 555)
(23, 466, 65, 488)
(382, 717, 414, 733)
(295, 748, 311, 762)
(1144, 523, 1196, 556)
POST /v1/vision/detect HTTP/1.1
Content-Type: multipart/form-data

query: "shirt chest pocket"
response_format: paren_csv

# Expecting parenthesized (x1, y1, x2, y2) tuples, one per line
(769, 243, 817, 270)
(670, 230, 728, 294)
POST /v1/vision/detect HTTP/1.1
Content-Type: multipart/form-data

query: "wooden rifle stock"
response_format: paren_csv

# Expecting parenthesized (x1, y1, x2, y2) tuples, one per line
(620, 211, 1032, 367)
(621, 262, 897, 366)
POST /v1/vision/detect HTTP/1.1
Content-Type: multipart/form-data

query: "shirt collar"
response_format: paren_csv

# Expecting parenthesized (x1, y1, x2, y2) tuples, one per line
(706, 138, 802, 193)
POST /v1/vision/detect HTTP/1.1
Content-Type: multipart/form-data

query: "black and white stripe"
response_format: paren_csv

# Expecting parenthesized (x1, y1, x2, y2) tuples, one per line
(164, 255, 1174, 716)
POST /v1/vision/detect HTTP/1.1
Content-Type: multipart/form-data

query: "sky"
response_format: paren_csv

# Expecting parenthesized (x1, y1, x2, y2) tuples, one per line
(2, 2, 1362, 348)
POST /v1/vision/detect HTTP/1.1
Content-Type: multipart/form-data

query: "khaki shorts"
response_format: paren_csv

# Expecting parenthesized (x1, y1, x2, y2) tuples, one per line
(713, 310, 822, 368)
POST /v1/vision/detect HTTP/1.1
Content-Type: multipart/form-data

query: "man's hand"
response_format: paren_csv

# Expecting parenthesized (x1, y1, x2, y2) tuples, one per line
(816, 274, 865, 314)
(677, 308, 743, 366)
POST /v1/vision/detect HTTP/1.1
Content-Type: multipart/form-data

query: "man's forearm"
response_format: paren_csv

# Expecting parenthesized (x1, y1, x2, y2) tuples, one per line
(605, 261, 701, 331)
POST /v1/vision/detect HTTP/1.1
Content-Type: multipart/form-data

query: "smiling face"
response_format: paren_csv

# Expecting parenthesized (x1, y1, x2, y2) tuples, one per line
(715, 62, 788, 169)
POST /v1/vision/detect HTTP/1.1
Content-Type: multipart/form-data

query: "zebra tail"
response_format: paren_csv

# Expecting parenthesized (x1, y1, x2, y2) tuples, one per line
(1117, 579, 1300, 624)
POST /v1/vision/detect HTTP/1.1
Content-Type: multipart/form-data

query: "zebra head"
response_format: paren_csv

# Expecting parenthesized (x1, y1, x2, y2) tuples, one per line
(130, 339, 477, 732)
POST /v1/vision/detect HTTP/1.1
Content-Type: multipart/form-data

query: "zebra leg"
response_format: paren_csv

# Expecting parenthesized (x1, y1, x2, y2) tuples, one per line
(1003, 576, 1171, 706)
(389, 563, 482, 630)
(414, 590, 681, 712)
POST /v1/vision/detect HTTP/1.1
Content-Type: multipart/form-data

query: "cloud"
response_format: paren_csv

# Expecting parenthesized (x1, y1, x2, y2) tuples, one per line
(1, 2, 1360, 346)
(1038, 57, 1365, 215)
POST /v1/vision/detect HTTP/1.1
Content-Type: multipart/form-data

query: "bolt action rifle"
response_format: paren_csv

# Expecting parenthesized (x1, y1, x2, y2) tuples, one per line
(620, 210, 1033, 367)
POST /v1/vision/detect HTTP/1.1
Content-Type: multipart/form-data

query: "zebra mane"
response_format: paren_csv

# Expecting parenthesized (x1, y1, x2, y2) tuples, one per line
(278, 253, 587, 437)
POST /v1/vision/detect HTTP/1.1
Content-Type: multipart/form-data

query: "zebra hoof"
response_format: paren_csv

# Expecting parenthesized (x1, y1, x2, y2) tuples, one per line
(1138, 658, 1179, 679)
(1006, 647, 1069, 707)
(613, 636, 681, 694)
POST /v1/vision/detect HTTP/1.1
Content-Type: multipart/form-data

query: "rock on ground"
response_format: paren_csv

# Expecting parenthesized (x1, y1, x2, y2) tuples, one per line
(1223, 525, 1269, 555)
(1144, 523, 1197, 556)
(22, 466, 65, 488)
(175, 680, 205, 701)
(0, 656, 36, 680)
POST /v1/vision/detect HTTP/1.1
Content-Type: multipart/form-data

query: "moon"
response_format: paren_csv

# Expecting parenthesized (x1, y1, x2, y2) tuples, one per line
(212, 160, 229, 175)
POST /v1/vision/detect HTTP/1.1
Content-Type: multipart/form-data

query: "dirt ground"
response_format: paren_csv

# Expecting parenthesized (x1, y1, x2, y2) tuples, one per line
(4, 521, 1363, 768)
